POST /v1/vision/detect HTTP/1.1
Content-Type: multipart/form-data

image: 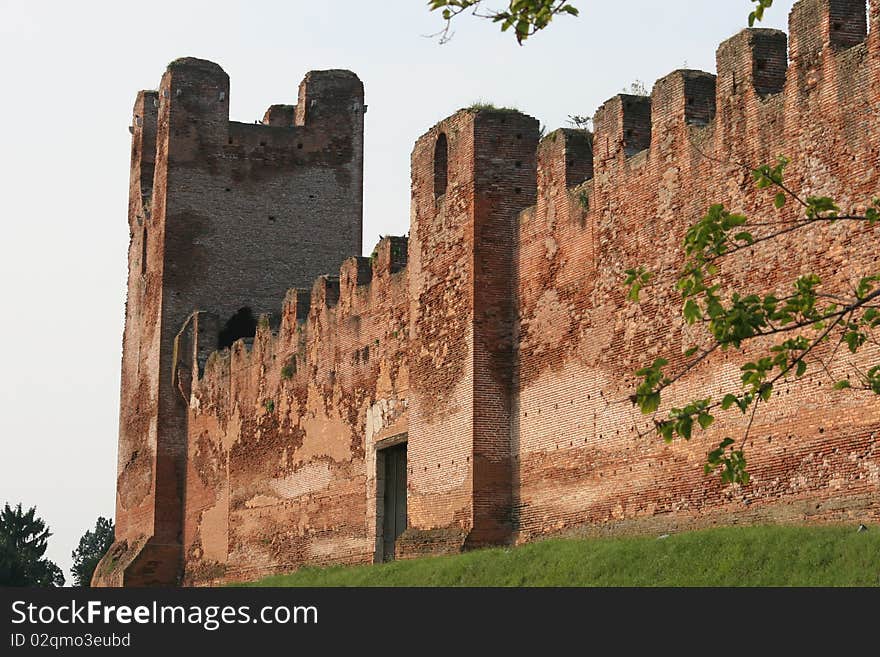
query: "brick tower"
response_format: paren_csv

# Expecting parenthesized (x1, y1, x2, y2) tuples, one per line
(402, 108, 540, 554)
(95, 59, 364, 586)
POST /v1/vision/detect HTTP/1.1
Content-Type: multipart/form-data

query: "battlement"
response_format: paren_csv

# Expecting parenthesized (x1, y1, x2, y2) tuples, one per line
(295, 69, 365, 125)
(593, 94, 651, 162)
(542, 129, 593, 187)
(98, 57, 367, 587)
(155, 60, 363, 167)
(717, 28, 788, 97)
(129, 90, 159, 223)
(530, 0, 878, 213)
(185, 234, 410, 392)
(100, 0, 880, 588)
(256, 71, 365, 130)
(790, 0, 867, 62)
(262, 104, 296, 126)
(158, 60, 363, 120)
(651, 70, 717, 130)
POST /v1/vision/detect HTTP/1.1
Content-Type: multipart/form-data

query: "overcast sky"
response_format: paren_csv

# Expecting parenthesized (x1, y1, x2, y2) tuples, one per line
(0, 0, 799, 582)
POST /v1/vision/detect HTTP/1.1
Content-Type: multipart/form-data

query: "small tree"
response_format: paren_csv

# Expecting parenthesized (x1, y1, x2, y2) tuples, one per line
(428, 0, 579, 44)
(626, 161, 880, 484)
(0, 503, 65, 587)
(71, 516, 115, 587)
(427, 0, 775, 44)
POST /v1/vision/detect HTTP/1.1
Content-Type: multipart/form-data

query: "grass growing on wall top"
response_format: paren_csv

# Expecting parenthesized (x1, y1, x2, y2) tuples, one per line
(466, 100, 520, 113)
(235, 524, 879, 587)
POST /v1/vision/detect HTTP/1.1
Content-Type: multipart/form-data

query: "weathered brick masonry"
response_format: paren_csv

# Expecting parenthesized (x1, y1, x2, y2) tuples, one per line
(97, 0, 880, 586)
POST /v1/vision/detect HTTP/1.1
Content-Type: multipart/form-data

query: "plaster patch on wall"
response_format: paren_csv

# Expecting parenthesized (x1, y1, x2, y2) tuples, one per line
(269, 461, 333, 499)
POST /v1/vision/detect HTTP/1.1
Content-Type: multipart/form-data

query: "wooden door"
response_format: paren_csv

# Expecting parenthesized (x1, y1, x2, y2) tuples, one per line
(382, 444, 407, 561)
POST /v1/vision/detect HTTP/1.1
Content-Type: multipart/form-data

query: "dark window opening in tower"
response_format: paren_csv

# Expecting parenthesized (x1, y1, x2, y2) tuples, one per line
(140, 227, 148, 278)
(218, 307, 257, 350)
(434, 133, 448, 198)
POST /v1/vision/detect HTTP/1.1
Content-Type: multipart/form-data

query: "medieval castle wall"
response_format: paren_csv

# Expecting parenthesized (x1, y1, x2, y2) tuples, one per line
(513, 4, 880, 539)
(179, 240, 409, 584)
(97, 59, 365, 585)
(97, 0, 880, 586)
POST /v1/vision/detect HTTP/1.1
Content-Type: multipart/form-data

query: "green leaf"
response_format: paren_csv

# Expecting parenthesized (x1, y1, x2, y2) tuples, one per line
(833, 380, 851, 390)
(697, 412, 715, 430)
(627, 282, 642, 302)
(721, 394, 738, 410)
(640, 392, 661, 415)
(844, 330, 865, 354)
(683, 299, 702, 325)
(624, 267, 651, 302)
(677, 416, 693, 440)
(774, 192, 786, 209)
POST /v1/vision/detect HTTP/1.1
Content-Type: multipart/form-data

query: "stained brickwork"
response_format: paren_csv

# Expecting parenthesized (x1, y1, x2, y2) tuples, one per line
(176, 237, 409, 584)
(403, 110, 540, 556)
(98, 0, 880, 587)
(514, 0, 880, 541)
(95, 60, 365, 586)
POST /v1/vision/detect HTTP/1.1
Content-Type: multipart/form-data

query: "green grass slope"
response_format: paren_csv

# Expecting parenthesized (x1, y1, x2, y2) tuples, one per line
(237, 524, 879, 587)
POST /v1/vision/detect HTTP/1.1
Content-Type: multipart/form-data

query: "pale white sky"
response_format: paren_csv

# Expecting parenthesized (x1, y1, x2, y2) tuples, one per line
(0, 0, 798, 582)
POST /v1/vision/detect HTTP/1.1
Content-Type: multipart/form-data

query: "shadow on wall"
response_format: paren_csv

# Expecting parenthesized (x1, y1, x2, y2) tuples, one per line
(217, 307, 256, 350)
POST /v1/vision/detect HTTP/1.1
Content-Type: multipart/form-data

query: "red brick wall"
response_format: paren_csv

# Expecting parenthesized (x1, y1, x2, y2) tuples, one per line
(471, 112, 539, 546)
(514, 1, 880, 541)
(405, 112, 478, 554)
(100, 0, 880, 587)
(403, 109, 540, 555)
(181, 239, 409, 585)
(95, 60, 365, 586)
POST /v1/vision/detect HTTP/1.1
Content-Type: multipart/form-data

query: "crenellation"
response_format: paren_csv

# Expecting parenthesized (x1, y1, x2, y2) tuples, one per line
(714, 29, 788, 166)
(315, 275, 341, 309)
(537, 129, 593, 200)
(262, 104, 296, 127)
(374, 235, 409, 275)
(593, 94, 652, 165)
(651, 70, 717, 132)
(338, 256, 372, 316)
(717, 29, 788, 99)
(130, 90, 159, 216)
(275, 289, 308, 354)
(353, 256, 373, 286)
(789, 0, 867, 64)
(563, 129, 593, 187)
(294, 69, 364, 127)
(533, 130, 589, 266)
(95, 58, 365, 586)
(98, 0, 880, 588)
(160, 57, 231, 156)
(191, 235, 411, 395)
